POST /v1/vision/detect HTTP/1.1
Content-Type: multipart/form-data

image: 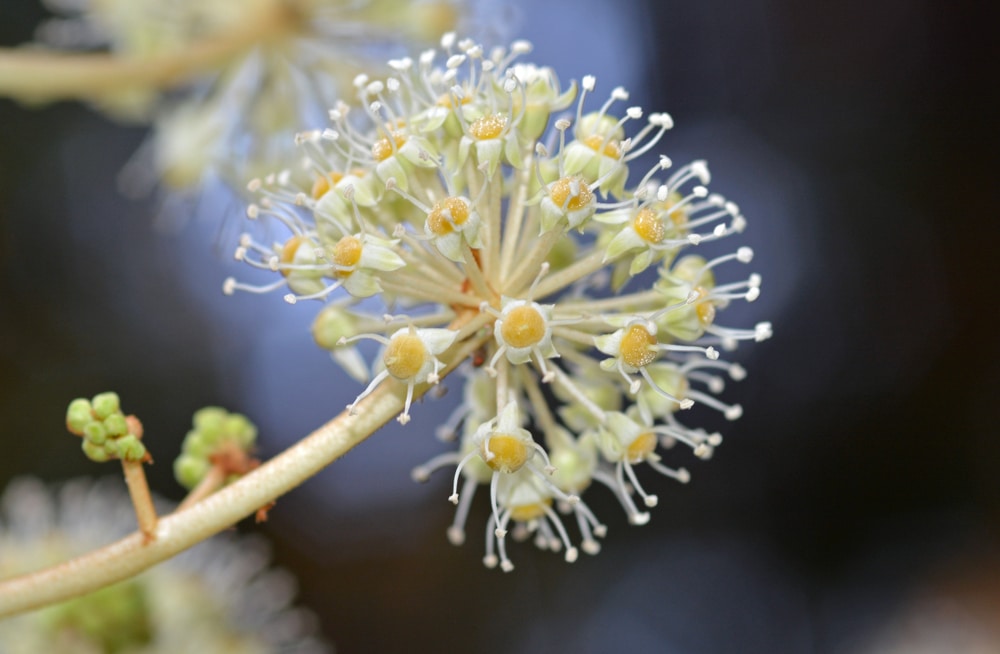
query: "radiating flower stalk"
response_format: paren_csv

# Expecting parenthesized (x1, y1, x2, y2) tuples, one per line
(227, 33, 772, 571)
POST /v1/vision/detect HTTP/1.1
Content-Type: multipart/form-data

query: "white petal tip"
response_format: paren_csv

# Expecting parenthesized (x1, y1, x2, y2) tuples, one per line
(446, 527, 465, 546)
(630, 513, 651, 526)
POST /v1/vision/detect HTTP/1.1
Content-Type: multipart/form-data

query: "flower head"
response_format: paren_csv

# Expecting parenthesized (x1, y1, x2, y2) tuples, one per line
(229, 34, 772, 570)
(0, 477, 327, 653)
(31, 0, 465, 194)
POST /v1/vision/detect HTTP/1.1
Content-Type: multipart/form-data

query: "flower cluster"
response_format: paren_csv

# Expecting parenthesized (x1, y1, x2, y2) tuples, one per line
(33, 0, 463, 192)
(227, 34, 771, 571)
(174, 407, 259, 491)
(0, 477, 327, 653)
(66, 392, 148, 463)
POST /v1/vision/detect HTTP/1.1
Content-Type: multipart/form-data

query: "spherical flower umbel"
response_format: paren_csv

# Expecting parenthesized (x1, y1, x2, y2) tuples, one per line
(228, 33, 773, 571)
(29, 0, 465, 194)
(0, 477, 328, 653)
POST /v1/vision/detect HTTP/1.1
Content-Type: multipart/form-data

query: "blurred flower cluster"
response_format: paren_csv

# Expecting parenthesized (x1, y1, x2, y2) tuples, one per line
(29, 0, 464, 194)
(227, 33, 772, 571)
(0, 477, 327, 653)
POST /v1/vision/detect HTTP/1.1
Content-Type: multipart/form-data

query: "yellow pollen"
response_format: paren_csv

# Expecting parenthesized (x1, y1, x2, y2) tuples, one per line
(500, 305, 546, 349)
(694, 287, 717, 326)
(510, 498, 552, 522)
(620, 323, 657, 368)
(371, 132, 407, 161)
(633, 207, 666, 243)
(583, 133, 622, 158)
(426, 197, 470, 236)
(310, 171, 344, 200)
(658, 190, 688, 227)
(436, 94, 471, 108)
(279, 236, 305, 277)
(469, 114, 507, 140)
(549, 176, 594, 211)
(482, 434, 530, 473)
(626, 432, 657, 463)
(332, 235, 363, 277)
(383, 333, 428, 380)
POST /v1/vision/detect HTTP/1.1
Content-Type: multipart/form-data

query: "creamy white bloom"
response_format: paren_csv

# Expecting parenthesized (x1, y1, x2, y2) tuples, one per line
(229, 33, 773, 570)
(0, 477, 327, 653)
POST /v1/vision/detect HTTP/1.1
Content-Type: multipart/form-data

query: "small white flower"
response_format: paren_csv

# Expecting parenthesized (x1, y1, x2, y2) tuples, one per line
(0, 477, 327, 653)
(487, 297, 558, 374)
(345, 325, 457, 424)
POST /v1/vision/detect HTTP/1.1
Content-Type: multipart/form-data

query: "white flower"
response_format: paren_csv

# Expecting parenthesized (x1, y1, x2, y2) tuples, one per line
(344, 324, 457, 424)
(27, 0, 466, 194)
(226, 34, 772, 570)
(486, 297, 559, 376)
(0, 477, 327, 653)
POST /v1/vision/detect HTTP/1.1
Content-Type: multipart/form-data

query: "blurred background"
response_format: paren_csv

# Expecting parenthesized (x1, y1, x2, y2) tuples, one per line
(1, 0, 996, 652)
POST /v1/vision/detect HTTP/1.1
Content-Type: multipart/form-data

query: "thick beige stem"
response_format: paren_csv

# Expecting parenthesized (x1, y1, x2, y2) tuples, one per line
(176, 464, 228, 513)
(121, 460, 158, 541)
(0, 332, 487, 618)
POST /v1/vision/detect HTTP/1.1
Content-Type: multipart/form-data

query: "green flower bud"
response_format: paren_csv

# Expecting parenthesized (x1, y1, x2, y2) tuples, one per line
(182, 433, 212, 458)
(174, 454, 209, 490)
(103, 413, 128, 437)
(91, 392, 121, 420)
(224, 414, 257, 448)
(46, 580, 151, 652)
(82, 440, 113, 463)
(66, 398, 93, 435)
(115, 434, 146, 462)
(175, 407, 258, 490)
(83, 421, 108, 445)
(545, 233, 578, 272)
(311, 304, 363, 351)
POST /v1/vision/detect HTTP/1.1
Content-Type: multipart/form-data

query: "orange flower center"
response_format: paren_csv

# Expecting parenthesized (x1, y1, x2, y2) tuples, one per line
(548, 176, 594, 211)
(500, 305, 546, 349)
(620, 323, 657, 368)
(469, 114, 507, 140)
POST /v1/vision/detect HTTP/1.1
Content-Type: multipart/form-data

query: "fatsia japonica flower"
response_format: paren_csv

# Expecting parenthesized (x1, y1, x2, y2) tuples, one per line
(28, 0, 464, 193)
(227, 33, 772, 571)
(0, 477, 327, 653)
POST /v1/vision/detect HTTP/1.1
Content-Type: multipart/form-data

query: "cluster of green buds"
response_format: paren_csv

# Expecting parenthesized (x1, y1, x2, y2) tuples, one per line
(226, 33, 772, 571)
(66, 392, 147, 463)
(174, 407, 259, 491)
(66, 392, 158, 538)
